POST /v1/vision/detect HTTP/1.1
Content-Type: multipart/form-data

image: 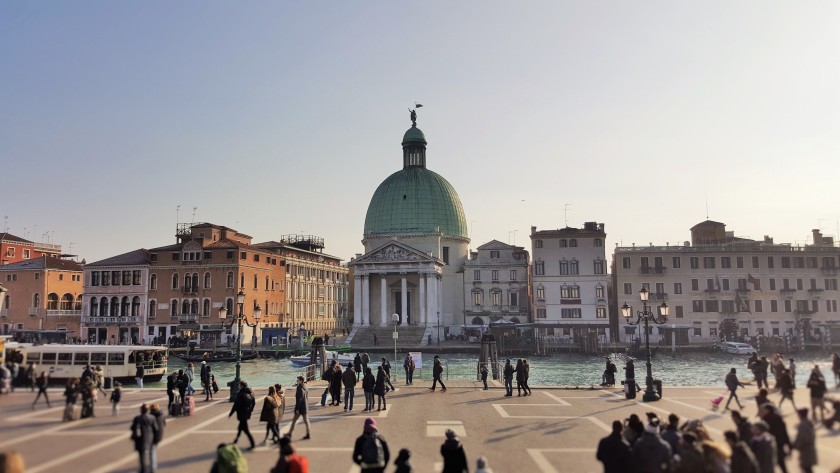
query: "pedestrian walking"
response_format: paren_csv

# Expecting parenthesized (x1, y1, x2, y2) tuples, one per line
(270, 435, 309, 473)
(789, 358, 797, 387)
(805, 366, 827, 423)
(778, 368, 797, 413)
(403, 353, 414, 386)
(792, 408, 817, 473)
(94, 365, 107, 398)
(273, 383, 286, 434)
(381, 358, 395, 391)
(355, 353, 363, 380)
(440, 429, 468, 473)
(31, 371, 50, 409)
(429, 355, 447, 392)
(199, 361, 209, 394)
(375, 366, 387, 411)
(177, 369, 188, 402)
(361, 351, 370, 372)
(342, 363, 357, 412)
(515, 359, 525, 396)
(724, 430, 759, 473)
(149, 403, 166, 472)
(480, 363, 489, 390)
(329, 363, 343, 406)
(110, 382, 122, 416)
(522, 359, 532, 395)
(760, 404, 791, 473)
(287, 376, 311, 440)
(166, 371, 176, 412)
(596, 420, 632, 473)
(229, 381, 256, 450)
(25, 362, 37, 392)
(832, 353, 840, 387)
(353, 417, 390, 473)
(130, 404, 159, 473)
(731, 410, 753, 445)
(749, 420, 778, 473)
(363, 367, 375, 412)
(80, 376, 95, 418)
(204, 365, 215, 401)
(260, 385, 282, 445)
(503, 359, 514, 397)
(394, 448, 413, 473)
(135, 363, 145, 388)
(724, 367, 746, 411)
(185, 362, 196, 396)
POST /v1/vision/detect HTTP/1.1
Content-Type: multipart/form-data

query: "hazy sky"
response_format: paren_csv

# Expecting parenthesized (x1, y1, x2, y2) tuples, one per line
(2, 2, 838, 263)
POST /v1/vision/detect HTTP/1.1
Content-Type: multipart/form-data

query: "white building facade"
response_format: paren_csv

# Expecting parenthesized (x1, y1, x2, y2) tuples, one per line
(463, 240, 531, 325)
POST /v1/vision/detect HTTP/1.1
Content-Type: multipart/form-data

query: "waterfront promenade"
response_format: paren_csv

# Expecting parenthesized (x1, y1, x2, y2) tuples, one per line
(2, 381, 839, 472)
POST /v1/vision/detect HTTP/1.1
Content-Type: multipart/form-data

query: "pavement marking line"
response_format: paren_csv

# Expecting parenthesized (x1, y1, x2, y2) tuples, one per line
(0, 417, 92, 449)
(492, 404, 510, 418)
(427, 420, 463, 424)
(50, 431, 119, 435)
(542, 392, 572, 406)
(378, 404, 391, 418)
(527, 448, 597, 473)
(426, 421, 467, 438)
(126, 395, 170, 409)
(7, 405, 64, 422)
(585, 416, 612, 433)
(87, 403, 230, 473)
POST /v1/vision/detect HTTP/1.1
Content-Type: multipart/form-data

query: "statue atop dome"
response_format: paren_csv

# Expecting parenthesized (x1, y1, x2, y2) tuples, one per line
(408, 103, 423, 127)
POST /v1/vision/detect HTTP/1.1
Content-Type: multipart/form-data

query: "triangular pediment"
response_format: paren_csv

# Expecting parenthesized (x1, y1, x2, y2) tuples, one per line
(352, 240, 439, 265)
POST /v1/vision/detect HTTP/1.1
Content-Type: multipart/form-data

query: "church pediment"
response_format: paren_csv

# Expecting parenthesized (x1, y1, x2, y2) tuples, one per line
(352, 241, 439, 265)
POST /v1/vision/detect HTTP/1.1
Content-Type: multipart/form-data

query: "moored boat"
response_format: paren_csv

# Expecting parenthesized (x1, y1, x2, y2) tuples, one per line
(171, 351, 258, 363)
(289, 350, 355, 367)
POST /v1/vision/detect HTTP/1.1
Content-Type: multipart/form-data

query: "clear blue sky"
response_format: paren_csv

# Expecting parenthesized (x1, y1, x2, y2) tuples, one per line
(1, 1, 838, 262)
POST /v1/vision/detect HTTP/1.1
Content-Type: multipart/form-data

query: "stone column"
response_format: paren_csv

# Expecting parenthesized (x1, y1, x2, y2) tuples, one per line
(353, 275, 362, 326)
(429, 273, 439, 329)
(362, 275, 370, 326)
(400, 273, 408, 326)
(419, 273, 426, 326)
(380, 274, 387, 327)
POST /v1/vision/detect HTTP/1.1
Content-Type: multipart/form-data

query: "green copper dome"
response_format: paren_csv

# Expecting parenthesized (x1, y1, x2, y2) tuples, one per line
(364, 126, 468, 239)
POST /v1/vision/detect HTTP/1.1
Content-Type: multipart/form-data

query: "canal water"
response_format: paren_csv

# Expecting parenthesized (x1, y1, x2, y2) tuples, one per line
(151, 350, 838, 390)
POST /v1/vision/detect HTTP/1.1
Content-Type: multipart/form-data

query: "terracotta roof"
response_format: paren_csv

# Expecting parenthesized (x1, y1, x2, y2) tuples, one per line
(147, 243, 183, 252)
(0, 232, 32, 244)
(0, 256, 82, 271)
(88, 249, 150, 267)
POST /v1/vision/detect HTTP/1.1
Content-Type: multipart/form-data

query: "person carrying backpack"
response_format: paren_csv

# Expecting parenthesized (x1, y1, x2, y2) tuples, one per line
(353, 417, 390, 473)
(210, 443, 248, 473)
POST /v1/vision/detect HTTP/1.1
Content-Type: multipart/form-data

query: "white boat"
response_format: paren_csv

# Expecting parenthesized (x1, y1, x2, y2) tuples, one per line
(289, 350, 355, 367)
(2, 342, 169, 383)
(720, 341, 754, 355)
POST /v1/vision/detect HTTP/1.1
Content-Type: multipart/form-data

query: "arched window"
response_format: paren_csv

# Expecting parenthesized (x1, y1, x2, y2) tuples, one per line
(240, 272, 245, 287)
(182, 300, 190, 315)
(110, 297, 119, 317)
(490, 289, 502, 307)
(60, 293, 74, 310)
(253, 274, 258, 290)
(150, 274, 157, 290)
(32, 293, 40, 308)
(570, 239, 578, 247)
(534, 260, 545, 276)
(204, 272, 211, 289)
(183, 274, 191, 292)
(227, 271, 234, 288)
(149, 300, 156, 318)
(265, 276, 270, 291)
(172, 273, 179, 290)
(471, 289, 483, 306)
(191, 299, 199, 315)
(559, 260, 569, 275)
(171, 299, 178, 317)
(536, 285, 545, 300)
(560, 239, 568, 247)
(3, 294, 8, 311)
(595, 284, 605, 298)
(226, 298, 234, 315)
(90, 297, 98, 317)
(131, 296, 140, 317)
(560, 286, 570, 298)
(47, 293, 59, 310)
(75, 295, 82, 311)
(100, 297, 108, 317)
(121, 296, 130, 317)
(203, 299, 210, 317)
(471, 316, 484, 325)
(569, 259, 579, 275)
(594, 259, 605, 275)
(192, 273, 199, 291)
(569, 285, 580, 298)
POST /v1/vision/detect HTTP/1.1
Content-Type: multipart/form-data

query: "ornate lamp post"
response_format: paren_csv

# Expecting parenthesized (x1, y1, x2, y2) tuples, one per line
(436, 311, 441, 346)
(218, 289, 262, 401)
(621, 287, 668, 402)
(392, 313, 400, 379)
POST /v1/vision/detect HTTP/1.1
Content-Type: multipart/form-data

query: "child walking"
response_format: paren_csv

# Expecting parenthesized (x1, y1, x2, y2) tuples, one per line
(111, 382, 122, 416)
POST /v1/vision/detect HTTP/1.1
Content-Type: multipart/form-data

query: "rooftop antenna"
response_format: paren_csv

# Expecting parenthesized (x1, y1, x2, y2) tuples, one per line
(33, 224, 38, 242)
(176, 205, 181, 225)
(705, 194, 709, 219)
(508, 230, 518, 245)
(2, 216, 7, 232)
(68, 242, 75, 254)
(564, 203, 571, 227)
(191, 206, 198, 224)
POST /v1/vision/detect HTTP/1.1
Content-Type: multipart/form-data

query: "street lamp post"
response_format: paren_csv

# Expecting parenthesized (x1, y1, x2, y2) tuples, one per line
(218, 290, 262, 402)
(436, 311, 440, 346)
(392, 313, 399, 380)
(621, 287, 668, 402)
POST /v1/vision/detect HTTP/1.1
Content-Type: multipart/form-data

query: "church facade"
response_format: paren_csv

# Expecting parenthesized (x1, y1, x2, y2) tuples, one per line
(349, 117, 468, 335)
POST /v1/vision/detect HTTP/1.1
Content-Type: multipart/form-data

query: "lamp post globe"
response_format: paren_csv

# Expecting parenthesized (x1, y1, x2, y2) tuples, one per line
(623, 288, 668, 402)
(392, 313, 400, 380)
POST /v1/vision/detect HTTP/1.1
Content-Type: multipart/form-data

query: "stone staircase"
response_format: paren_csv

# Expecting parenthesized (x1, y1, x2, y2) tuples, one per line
(347, 325, 429, 349)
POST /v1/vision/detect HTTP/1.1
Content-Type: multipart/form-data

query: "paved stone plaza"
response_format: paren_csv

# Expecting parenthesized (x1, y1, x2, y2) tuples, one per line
(1, 381, 840, 472)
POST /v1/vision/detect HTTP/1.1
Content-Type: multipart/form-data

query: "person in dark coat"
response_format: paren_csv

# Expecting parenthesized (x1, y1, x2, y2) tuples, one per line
(31, 372, 51, 409)
(660, 414, 681, 457)
(342, 363, 357, 412)
(749, 420, 777, 473)
(288, 376, 311, 440)
(352, 417, 390, 473)
(360, 351, 370, 371)
(724, 430, 759, 473)
(503, 359, 514, 397)
(792, 408, 817, 473)
(514, 359, 525, 396)
(631, 420, 672, 472)
(754, 388, 772, 415)
(522, 359, 532, 395)
(806, 366, 827, 423)
(362, 367, 375, 412)
(80, 376, 95, 418)
(329, 363, 342, 406)
(394, 448, 412, 473)
(429, 355, 446, 392)
(259, 386, 281, 445)
(778, 369, 796, 414)
(623, 414, 644, 446)
(149, 403, 166, 472)
(354, 354, 363, 380)
(596, 420, 632, 473)
(381, 358, 395, 391)
(760, 404, 790, 473)
(480, 363, 489, 390)
(165, 372, 176, 411)
(228, 381, 256, 450)
(440, 429, 468, 473)
(724, 368, 746, 411)
(130, 404, 159, 473)
(374, 366, 387, 411)
(403, 353, 415, 386)
(176, 369, 187, 401)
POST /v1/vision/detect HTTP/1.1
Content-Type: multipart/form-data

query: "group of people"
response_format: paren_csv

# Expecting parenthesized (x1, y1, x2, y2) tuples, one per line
(164, 361, 219, 413)
(597, 406, 820, 473)
(130, 403, 166, 473)
(502, 358, 532, 397)
(57, 364, 110, 419)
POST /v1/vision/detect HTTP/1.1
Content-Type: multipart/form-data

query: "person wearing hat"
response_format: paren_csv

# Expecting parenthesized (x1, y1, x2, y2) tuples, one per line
(749, 420, 777, 473)
(353, 417, 390, 472)
(630, 418, 672, 472)
(440, 429, 468, 473)
(503, 359, 514, 397)
(394, 448, 412, 473)
(793, 408, 817, 473)
(429, 355, 447, 392)
(342, 362, 358, 412)
(270, 435, 309, 473)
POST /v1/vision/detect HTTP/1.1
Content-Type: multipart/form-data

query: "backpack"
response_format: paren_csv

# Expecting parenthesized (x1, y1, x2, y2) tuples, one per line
(216, 444, 248, 473)
(361, 433, 385, 467)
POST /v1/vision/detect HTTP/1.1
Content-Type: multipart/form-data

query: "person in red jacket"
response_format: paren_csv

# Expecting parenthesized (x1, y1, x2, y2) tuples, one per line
(270, 435, 309, 473)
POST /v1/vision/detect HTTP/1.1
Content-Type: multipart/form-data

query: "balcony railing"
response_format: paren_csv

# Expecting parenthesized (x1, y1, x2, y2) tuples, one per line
(46, 310, 82, 317)
(28, 308, 41, 316)
(467, 305, 522, 313)
(182, 287, 199, 295)
(82, 316, 140, 325)
(640, 267, 667, 275)
(174, 314, 200, 322)
(821, 266, 838, 275)
(652, 292, 669, 301)
(807, 288, 824, 293)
